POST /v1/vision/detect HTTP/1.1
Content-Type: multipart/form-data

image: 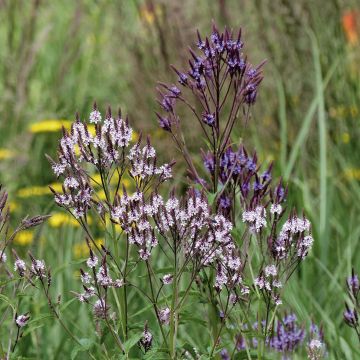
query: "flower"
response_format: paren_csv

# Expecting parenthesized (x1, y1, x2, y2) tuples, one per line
(269, 314, 305, 353)
(89, 109, 102, 124)
(80, 270, 92, 284)
(242, 206, 267, 232)
(30, 259, 46, 277)
(342, 10, 359, 45)
(270, 203, 282, 215)
(14, 259, 26, 275)
(49, 212, 81, 228)
(264, 265, 277, 277)
(93, 299, 109, 319)
(0, 149, 14, 160)
(0, 251, 7, 263)
(28, 119, 72, 133)
(14, 230, 34, 246)
(159, 307, 170, 325)
(162, 274, 173, 285)
(139, 322, 153, 352)
(343, 306, 358, 327)
(307, 339, 324, 360)
(15, 314, 30, 327)
(97, 265, 113, 287)
(202, 112, 215, 126)
(73, 239, 103, 258)
(347, 270, 359, 296)
(17, 183, 62, 198)
(113, 279, 124, 288)
(86, 254, 98, 268)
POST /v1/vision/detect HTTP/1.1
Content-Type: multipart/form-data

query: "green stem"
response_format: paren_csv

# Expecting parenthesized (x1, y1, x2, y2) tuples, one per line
(169, 240, 178, 358)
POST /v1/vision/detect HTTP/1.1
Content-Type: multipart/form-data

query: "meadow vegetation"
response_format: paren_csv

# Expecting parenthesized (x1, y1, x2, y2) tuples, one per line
(0, 1, 359, 359)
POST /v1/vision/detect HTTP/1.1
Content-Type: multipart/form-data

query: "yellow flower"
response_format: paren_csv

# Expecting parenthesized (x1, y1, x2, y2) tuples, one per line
(49, 182, 63, 192)
(29, 119, 73, 133)
(14, 230, 34, 246)
(49, 212, 93, 228)
(49, 212, 79, 228)
(0, 149, 14, 160)
(132, 131, 139, 142)
(73, 238, 104, 258)
(17, 186, 50, 198)
(88, 124, 96, 137)
(343, 168, 360, 181)
(9, 201, 19, 212)
(342, 132, 350, 144)
(17, 183, 63, 198)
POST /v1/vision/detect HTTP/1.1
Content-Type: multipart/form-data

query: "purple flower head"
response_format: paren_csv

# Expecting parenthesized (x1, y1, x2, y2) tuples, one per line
(241, 181, 250, 197)
(219, 196, 231, 209)
(269, 313, 305, 353)
(220, 349, 230, 360)
(156, 113, 171, 132)
(275, 182, 287, 203)
(347, 269, 359, 297)
(178, 73, 188, 85)
(161, 95, 174, 112)
(202, 112, 215, 127)
(247, 68, 257, 79)
(344, 304, 358, 327)
(246, 158, 256, 172)
(244, 84, 257, 105)
(253, 178, 264, 192)
(236, 335, 246, 351)
(261, 167, 272, 182)
(169, 85, 181, 97)
(197, 32, 206, 50)
(171, 65, 189, 86)
(203, 152, 215, 174)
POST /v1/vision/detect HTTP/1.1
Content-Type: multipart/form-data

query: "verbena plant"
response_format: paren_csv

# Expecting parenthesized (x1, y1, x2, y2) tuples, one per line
(0, 24, 332, 359)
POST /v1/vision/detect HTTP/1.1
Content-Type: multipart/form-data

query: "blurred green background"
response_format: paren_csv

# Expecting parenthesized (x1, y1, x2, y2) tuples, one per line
(0, 0, 360, 358)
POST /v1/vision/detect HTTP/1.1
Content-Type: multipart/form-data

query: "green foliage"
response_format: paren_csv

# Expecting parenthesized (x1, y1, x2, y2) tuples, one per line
(0, 0, 359, 358)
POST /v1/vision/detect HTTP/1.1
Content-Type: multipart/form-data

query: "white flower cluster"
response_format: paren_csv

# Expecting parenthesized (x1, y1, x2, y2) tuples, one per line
(270, 203, 282, 215)
(93, 298, 108, 319)
(275, 215, 313, 260)
(30, 259, 46, 277)
(110, 190, 241, 292)
(51, 107, 173, 220)
(16, 314, 30, 328)
(254, 264, 283, 305)
(242, 206, 267, 232)
(159, 307, 171, 325)
(127, 142, 172, 181)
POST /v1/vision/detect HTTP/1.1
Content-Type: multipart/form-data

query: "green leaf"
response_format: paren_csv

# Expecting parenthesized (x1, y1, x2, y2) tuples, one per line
(143, 347, 169, 359)
(123, 332, 142, 354)
(70, 338, 93, 360)
(0, 294, 16, 312)
(179, 311, 207, 327)
(60, 297, 77, 312)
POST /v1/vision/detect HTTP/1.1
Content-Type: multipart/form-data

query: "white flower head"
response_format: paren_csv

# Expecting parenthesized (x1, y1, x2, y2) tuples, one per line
(89, 109, 102, 124)
(270, 203, 282, 215)
(162, 274, 173, 285)
(16, 314, 30, 327)
(86, 255, 98, 268)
